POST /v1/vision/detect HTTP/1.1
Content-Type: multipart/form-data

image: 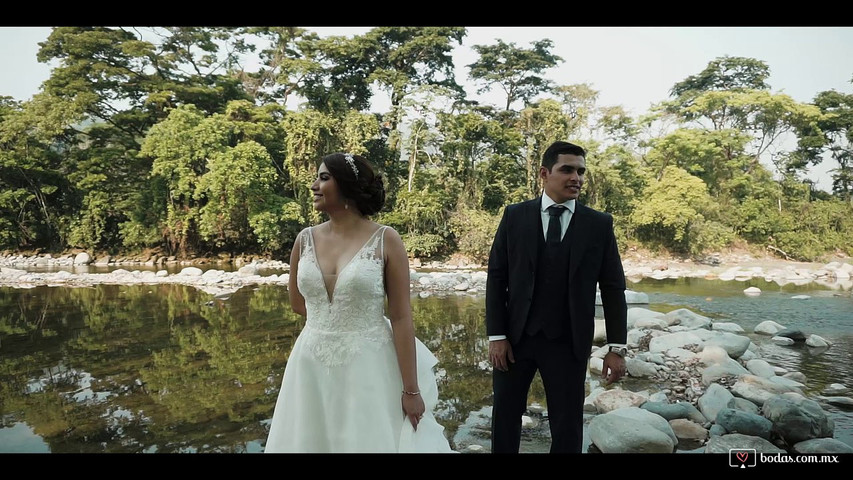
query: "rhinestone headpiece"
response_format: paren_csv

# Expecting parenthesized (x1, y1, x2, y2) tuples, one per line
(344, 153, 359, 178)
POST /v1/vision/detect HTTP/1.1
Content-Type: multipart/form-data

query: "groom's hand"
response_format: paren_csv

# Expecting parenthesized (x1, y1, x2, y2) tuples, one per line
(489, 339, 514, 372)
(602, 353, 627, 385)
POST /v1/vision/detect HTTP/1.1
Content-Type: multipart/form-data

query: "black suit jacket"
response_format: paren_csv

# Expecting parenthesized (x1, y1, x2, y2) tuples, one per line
(485, 197, 628, 361)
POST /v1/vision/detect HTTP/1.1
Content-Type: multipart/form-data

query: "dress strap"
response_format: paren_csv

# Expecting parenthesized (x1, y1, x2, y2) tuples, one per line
(301, 227, 313, 257)
(379, 225, 389, 260)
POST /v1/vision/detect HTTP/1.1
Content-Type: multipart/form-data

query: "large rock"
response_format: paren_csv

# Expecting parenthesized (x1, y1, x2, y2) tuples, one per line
(589, 412, 676, 453)
(593, 389, 647, 413)
(705, 434, 786, 454)
(627, 307, 665, 329)
(626, 358, 659, 378)
(641, 401, 707, 424)
(768, 376, 806, 389)
(662, 308, 712, 330)
(806, 334, 831, 348)
(608, 407, 678, 446)
(711, 322, 745, 333)
(762, 393, 834, 445)
(755, 320, 786, 335)
(732, 375, 801, 406)
(727, 398, 760, 416)
(701, 359, 750, 386)
(178, 267, 204, 276)
(771, 336, 796, 346)
(746, 359, 777, 378)
(634, 317, 669, 330)
(792, 438, 853, 454)
(696, 345, 732, 366)
(665, 348, 697, 362)
(775, 328, 807, 342)
(698, 383, 735, 423)
(73, 252, 92, 265)
(669, 419, 709, 451)
(715, 408, 773, 440)
(704, 332, 752, 359)
(649, 331, 705, 354)
(593, 319, 607, 342)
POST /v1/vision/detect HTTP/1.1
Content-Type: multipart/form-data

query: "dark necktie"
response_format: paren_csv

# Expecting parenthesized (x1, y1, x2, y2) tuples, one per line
(546, 205, 565, 246)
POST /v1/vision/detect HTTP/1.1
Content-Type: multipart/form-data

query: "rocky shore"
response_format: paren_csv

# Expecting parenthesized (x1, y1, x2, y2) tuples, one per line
(451, 307, 853, 454)
(2, 251, 852, 454)
(2, 251, 852, 297)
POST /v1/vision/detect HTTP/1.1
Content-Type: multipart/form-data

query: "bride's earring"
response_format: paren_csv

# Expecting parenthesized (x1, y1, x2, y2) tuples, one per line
(345, 202, 349, 210)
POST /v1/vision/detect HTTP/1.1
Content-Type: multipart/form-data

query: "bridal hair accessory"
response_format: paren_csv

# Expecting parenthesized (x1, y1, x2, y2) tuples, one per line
(344, 153, 359, 178)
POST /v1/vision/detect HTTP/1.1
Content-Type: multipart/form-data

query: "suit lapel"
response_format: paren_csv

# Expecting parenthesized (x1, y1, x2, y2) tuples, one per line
(524, 198, 541, 268)
(568, 202, 587, 281)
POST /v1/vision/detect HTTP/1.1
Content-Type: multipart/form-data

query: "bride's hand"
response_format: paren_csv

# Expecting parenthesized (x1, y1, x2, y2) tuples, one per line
(402, 393, 426, 430)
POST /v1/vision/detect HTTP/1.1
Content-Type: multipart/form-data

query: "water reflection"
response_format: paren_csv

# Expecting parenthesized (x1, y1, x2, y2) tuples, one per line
(1, 280, 850, 453)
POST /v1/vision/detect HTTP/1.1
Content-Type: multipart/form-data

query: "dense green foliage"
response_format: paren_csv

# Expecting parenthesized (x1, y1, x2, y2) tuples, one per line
(2, 29, 852, 262)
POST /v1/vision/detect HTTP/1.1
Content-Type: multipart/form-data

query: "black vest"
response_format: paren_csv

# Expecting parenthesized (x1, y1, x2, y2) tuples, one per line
(525, 215, 573, 339)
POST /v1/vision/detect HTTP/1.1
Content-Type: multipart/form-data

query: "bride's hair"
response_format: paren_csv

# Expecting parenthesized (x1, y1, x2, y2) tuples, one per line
(321, 152, 386, 216)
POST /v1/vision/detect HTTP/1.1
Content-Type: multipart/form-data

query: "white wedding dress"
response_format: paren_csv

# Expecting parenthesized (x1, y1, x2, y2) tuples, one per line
(265, 225, 454, 453)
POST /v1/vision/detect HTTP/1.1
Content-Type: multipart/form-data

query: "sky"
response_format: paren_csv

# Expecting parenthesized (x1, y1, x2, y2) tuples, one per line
(2, 26, 852, 191)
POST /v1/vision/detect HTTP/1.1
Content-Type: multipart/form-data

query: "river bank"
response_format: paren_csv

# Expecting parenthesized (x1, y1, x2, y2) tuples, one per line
(2, 249, 851, 296)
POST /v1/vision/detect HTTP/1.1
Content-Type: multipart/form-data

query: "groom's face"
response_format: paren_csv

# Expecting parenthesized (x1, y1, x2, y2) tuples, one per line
(541, 153, 585, 203)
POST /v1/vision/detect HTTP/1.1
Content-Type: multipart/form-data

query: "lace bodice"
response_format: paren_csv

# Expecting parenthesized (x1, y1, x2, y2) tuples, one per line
(296, 225, 393, 367)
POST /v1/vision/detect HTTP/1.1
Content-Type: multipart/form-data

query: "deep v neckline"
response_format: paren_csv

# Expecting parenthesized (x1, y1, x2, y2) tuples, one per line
(309, 225, 384, 305)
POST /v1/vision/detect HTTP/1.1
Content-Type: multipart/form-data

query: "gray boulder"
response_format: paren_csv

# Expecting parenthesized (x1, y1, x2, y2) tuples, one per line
(762, 393, 834, 445)
(792, 438, 853, 454)
(698, 383, 735, 423)
(705, 434, 786, 454)
(775, 328, 807, 342)
(641, 401, 707, 424)
(727, 397, 760, 416)
(746, 359, 777, 378)
(715, 408, 773, 440)
(669, 419, 708, 451)
(589, 412, 676, 453)
(704, 332, 752, 359)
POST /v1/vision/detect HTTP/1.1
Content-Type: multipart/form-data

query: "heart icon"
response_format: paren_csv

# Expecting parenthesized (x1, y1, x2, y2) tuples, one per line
(736, 452, 748, 463)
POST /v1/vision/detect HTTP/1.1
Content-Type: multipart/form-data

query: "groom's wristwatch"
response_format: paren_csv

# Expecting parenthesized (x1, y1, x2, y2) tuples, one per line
(608, 345, 627, 358)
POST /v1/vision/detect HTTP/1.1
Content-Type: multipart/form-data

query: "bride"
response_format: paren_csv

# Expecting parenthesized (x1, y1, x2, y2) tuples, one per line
(264, 152, 454, 453)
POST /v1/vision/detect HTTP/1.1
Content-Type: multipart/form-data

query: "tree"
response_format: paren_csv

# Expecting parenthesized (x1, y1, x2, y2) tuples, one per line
(468, 39, 563, 111)
(811, 89, 853, 201)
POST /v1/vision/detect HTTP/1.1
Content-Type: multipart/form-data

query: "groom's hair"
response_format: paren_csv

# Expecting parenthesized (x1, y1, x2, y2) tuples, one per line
(321, 153, 386, 216)
(542, 141, 586, 171)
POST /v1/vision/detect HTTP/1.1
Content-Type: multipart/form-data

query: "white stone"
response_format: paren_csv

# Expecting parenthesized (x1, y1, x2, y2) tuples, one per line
(806, 334, 831, 348)
(755, 320, 787, 335)
(791, 295, 811, 300)
(627, 308, 665, 329)
(746, 359, 776, 378)
(662, 308, 712, 329)
(771, 336, 795, 346)
(665, 347, 697, 362)
(73, 252, 92, 265)
(648, 331, 705, 354)
(743, 286, 761, 296)
(711, 322, 745, 333)
(178, 267, 203, 276)
(593, 389, 648, 414)
(696, 345, 731, 366)
(588, 357, 604, 376)
(704, 332, 752, 359)
(593, 319, 607, 342)
(634, 317, 668, 330)
(625, 290, 650, 304)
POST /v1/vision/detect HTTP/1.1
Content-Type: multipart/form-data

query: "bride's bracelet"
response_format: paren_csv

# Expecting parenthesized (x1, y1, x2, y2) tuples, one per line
(402, 390, 421, 396)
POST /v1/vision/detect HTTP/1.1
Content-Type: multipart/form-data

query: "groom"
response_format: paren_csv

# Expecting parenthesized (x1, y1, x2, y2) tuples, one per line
(486, 140, 628, 453)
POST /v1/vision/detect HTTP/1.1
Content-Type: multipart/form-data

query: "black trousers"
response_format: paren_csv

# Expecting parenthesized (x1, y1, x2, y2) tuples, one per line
(491, 332, 588, 453)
